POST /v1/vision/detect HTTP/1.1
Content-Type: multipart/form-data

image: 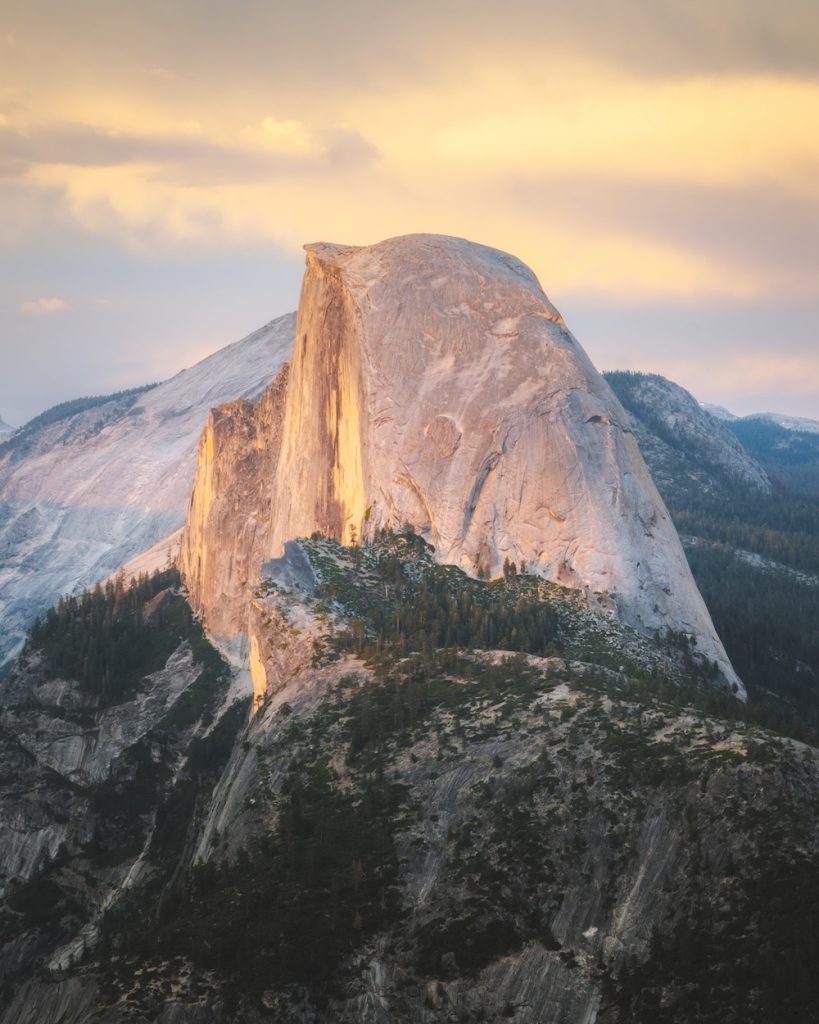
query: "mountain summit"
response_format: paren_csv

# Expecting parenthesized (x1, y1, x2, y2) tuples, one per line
(182, 234, 742, 693)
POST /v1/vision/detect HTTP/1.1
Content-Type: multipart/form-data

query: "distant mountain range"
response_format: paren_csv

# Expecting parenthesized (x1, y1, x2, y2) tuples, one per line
(607, 369, 819, 737)
(705, 404, 819, 434)
(702, 404, 819, 497)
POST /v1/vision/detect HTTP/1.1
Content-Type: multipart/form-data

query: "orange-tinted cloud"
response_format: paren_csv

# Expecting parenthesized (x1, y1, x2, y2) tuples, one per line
(19, 296, 70, 316)
(1, 0, 818, 426)
(2, 41, 817, 302)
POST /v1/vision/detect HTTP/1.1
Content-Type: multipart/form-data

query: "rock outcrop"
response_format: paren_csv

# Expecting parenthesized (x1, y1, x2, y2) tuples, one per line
(0, 641, 204, 900)
(182, 366, 290, 646)
(182, 234, 742, 693)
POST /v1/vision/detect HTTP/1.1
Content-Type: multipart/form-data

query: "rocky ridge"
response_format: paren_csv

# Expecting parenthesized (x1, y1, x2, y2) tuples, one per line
(0, 571, 246, 1003)
(604, 372, 772, 497)
(706, 405, 819, 435)
(11, 237, 819, 1022)
(0, 314, 295, 669)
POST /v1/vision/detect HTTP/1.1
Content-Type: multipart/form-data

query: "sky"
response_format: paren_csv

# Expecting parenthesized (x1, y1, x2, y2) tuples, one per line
(1, 0, 818, 426)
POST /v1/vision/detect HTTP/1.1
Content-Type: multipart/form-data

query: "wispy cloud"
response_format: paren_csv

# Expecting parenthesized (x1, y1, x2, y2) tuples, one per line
(20, 296, 70, 316)
(669, 352, 819, 397)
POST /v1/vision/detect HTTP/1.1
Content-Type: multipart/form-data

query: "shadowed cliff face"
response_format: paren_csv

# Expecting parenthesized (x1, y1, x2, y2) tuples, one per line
(181, 234, 742, 694)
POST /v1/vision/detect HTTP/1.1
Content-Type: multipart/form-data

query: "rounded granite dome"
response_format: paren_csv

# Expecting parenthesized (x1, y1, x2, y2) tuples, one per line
(183, 233, 743, 695)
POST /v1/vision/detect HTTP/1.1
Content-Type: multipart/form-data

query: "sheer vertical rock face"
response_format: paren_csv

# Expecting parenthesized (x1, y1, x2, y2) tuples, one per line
(182, 234, 742, 692)
(272, 249, 368, 549)
(181, 365, 289, 644)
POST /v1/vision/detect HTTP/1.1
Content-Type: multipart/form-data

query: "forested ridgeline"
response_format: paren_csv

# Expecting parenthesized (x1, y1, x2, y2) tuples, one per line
(0, 385, 156, 457)
(723, 416, 819, 499)
(672, 486, 819, 575)
(25, 568, 193, 702)
(633, 428, 819, 734)
(726, 415, 819, 467)
(606, 370, 819, 572)
(684, 545, 819, 740)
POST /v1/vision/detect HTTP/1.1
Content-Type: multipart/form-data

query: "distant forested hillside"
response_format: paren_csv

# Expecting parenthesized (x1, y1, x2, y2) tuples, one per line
(724, 416, 819, 498)
(607, 371, 819, 740)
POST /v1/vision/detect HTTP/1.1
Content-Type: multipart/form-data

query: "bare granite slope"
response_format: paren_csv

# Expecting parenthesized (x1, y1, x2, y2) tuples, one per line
(0, 314, 295, 668)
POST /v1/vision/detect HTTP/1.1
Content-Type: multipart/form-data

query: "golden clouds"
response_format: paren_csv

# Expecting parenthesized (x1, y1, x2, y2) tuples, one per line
(245, 117, 317, 156)
(3, 42, 819, 301)
(376, 66, 819, 193)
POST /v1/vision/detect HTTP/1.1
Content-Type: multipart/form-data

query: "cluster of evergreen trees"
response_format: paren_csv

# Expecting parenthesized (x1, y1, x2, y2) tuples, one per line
(672, 488, 819, 574)
(326, 543, 561, 661)
(28, 568, 190, 702)
(684, 545, 819, 741)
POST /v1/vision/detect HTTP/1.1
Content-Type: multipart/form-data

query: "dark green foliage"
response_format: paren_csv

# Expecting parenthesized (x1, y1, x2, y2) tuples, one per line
(8, 482, 816, 1022)
(1, 863, 85, 960)
(73, 606, 819, 1020)
(186, 696, 250, 780)
(28, 569, 191, 702)
(614, 851, 819, 1024)
(684, 545, 819, 740)
(146, 697, 249, 874)
(6, 877, 67, 926)
(86, 742, 170, 866)
(0, 610, 239, 1008)
(673, 486, 819, 574)
(314, 532, 561, 662)
(606, 369, 819, 572)
(606, 368, 819, 742)
(307, 534, 727, 694)
(341, 653, 544, 755)
(671, 500, 819, 739)
(605, 370, 698, 453)
(416, 907, 523, 977)
(83, 633, 233, 870)
(110, 750, 404, 1002)
(724, 417, 819, 498)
